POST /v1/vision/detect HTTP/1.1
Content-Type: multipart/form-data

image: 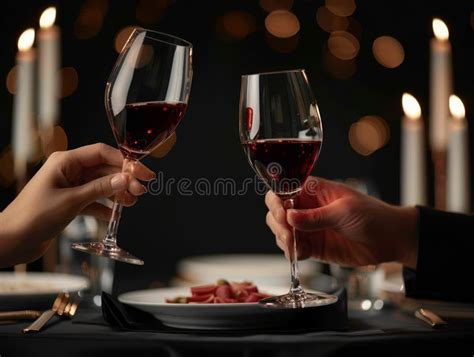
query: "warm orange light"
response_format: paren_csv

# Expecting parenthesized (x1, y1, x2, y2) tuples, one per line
(265, 10, 300, 38)
(372, 36, 405, 68)
(40, 7, 56, 28)
(18, 29, 35, 51)
(60, 67, 79, 98)
(349, 116, 390, 156)
(432, 18, 449, 41)
(449, 95, 465, 120)
(325, 0, 356, 17)
(150, 132, 177, 158)
(315, 6, 348, 33)
(328, 31, 359, 60)
(6, 66, 17, 94)
(114, 26, 138, 53)
(217, 11, 256, 41)
(402, 93, 422, 120)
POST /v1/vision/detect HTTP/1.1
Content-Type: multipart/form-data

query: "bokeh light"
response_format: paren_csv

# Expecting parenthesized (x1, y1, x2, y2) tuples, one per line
(114, 26, 137, 53)
(60, 67, 79, 98)
(6, 66, 17, 94)
(114, 26, 138, 53)
(349, 115, 390, 156)
(323, 47, 356, 79)
(150, 133, 177, 158)
(265, 10, 300, 38)
(41, 126, 69, 158)
(325, 0, 356, 17)
(136, 0, 171, 25)
(316, 6, 348, 33)
(372, 36, 405, 68)
(216, 11, 257, 41)
(0, 146, 15, 188)
(260, 0, 294, 12)
(328, 31, 359, 60)
(74, 0, 108, 40)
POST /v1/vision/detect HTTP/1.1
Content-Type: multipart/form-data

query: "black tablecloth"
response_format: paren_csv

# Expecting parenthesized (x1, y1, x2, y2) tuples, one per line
(1, 306, 473, 356)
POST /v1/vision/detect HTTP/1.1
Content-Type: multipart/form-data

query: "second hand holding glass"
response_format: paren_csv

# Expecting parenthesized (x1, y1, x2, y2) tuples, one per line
(72, 29, 193, 265)
(240, 70, 337, 308)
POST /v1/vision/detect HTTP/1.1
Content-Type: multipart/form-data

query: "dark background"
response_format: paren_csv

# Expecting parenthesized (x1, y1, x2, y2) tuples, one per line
(0, 0, 473, 291)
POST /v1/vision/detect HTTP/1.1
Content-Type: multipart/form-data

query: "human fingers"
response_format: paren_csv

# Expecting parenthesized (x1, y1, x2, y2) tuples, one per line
(81, 202, 113, 221)
(264, 191, 286, 224)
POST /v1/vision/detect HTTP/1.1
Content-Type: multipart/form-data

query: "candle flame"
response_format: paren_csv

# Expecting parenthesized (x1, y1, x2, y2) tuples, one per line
(402, 93, 421, 120)
(432, 18, 449, 41)
(40, 7, 56, 28)
(449, 95, 465, 120)
(18, 29, 35, 51)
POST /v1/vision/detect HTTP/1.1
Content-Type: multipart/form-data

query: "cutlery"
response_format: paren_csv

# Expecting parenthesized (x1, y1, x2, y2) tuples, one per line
(415, 308, 447, 328)
(58, 297, 80, 319)
(22, 292, 69, 333)
(0, 310, 41, 321)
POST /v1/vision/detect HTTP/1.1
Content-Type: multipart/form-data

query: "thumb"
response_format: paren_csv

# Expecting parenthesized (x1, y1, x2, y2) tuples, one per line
(75, 173, 128, 206)
(287, 201, 340, 232)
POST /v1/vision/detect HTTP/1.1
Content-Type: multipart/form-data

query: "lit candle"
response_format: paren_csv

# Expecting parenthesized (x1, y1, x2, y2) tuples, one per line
(429, 18, 452, 152)
(12, 29, 36, 182)
(447, 95, 470, 213)
(401, 93, 427, 206)
(38, 7, 60, 131)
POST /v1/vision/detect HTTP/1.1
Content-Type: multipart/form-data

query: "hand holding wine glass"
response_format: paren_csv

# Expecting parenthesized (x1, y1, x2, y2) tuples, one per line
(265, 177, 419, 269)
(0, 143, 155, 268)
(72, 29, 193, 265)
(240, 69, 337, 308)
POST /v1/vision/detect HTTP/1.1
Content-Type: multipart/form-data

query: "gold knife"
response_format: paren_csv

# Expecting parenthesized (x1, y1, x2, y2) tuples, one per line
(22, 292, 69, 333)
(0, 310, 41, 321)
(415, 308, 448, 328)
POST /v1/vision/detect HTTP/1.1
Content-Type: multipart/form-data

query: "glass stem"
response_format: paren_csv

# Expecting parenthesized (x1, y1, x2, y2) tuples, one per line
(103, 157, 133, 249)
(285, 197, 303, 295)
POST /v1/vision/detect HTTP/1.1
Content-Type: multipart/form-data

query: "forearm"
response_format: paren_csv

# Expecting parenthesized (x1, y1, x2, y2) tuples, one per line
(0, 210, 49, 268)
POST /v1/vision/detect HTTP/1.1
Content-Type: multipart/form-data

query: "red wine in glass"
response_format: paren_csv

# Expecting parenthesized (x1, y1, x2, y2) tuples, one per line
(242, 139, 321, 198)
(111, 101, 187, 160)
(239, 70, 337, 308)
(72, 29, 193, 265)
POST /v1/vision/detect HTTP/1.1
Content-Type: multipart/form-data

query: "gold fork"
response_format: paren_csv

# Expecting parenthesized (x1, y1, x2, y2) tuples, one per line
(58, 297, 80, 319)
(22, 292, 69, 333)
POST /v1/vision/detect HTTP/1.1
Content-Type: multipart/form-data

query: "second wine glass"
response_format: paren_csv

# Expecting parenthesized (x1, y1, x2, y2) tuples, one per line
(72, 29, 193, 265)
(239, 69, 337, 308)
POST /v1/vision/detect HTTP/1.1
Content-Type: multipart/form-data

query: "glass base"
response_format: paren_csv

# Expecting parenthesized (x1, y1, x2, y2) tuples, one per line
(71, 242, 144, 266)
(259, 289, 338, 308)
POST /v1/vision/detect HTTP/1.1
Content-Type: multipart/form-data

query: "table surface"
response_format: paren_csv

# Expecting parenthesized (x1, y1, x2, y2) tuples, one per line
(1, 307, 473, 357)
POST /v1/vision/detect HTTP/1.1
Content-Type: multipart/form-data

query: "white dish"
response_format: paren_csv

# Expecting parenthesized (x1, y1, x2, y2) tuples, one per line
(0, 272, 89, 296)
(176, 254, 321, 287)
(118, 286, 337, 330)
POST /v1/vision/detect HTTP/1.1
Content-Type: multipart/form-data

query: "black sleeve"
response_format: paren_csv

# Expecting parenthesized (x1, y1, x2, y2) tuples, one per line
(403, 206, 474, 302)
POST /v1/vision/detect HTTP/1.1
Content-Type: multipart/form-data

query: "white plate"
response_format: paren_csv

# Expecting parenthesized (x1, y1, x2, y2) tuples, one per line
(118, 286, 337, 330)
(0, 272, 89, 296)
(176, 254, 321, 287)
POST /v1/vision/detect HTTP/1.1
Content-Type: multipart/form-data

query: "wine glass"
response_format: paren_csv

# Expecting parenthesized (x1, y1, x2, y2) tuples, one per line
(239, 69, 337, 308)
(72, 29, 193, 265)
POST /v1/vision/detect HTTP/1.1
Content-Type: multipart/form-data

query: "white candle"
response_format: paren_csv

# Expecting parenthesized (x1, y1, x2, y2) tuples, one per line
(447, 95, 470, 213)
(401, 93, 427, 206)
(429, 18, 452, 152)
(12, 29, 36, 181)
(38, 7, 60, 131)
